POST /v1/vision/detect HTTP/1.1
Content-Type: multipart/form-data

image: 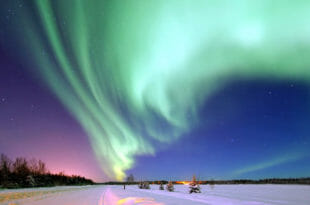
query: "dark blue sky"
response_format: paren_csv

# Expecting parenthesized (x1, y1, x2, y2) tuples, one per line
(128, 79, 310, 180)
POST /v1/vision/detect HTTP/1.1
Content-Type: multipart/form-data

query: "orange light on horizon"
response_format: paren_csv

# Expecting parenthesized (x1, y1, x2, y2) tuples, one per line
(175, 180, 203, 185)
(175, 181, 190, 185)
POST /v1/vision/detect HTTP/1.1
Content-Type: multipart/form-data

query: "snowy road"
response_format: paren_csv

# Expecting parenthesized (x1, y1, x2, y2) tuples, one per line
(1, 184, 310, 205)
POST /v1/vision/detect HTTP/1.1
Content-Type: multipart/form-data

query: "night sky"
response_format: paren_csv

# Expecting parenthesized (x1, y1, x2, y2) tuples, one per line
(1, 0, 310, 182)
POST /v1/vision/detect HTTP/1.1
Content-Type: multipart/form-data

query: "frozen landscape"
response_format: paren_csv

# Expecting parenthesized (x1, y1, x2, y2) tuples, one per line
(1, 184, 310, 205)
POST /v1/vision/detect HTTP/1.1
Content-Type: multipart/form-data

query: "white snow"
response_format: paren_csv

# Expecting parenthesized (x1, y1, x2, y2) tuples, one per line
(0, 184, 310, 205)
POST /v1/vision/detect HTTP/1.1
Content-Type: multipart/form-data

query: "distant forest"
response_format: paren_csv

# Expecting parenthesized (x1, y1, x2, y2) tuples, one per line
(0, 154, 94, 189)
(103, 178, 310, 185)
(200, 178, 310, 185)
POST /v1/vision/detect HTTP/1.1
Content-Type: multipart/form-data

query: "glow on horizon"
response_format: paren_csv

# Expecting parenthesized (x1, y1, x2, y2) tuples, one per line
(12, 0, 310, 180)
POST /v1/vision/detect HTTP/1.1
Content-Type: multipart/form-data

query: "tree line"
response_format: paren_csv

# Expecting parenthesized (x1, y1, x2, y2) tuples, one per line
(102, 178, 310, 185)
(0, 154, 93, 189)
(202, 178, 310, 185)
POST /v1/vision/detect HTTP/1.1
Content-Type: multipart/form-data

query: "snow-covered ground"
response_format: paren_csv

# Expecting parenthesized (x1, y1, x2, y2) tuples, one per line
(0, 184, 310, 205)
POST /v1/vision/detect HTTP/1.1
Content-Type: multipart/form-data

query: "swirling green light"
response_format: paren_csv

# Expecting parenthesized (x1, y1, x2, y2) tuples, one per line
(16, 0, 310, 180)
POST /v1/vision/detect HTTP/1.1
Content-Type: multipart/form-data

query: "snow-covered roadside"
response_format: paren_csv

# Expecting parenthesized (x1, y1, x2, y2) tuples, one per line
(123, 184, 310, 205)
(1, 184, 309, 205)
(0, 185, 96, 205)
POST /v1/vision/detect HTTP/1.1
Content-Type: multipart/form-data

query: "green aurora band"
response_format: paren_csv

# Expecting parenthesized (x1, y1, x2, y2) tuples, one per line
(15, 0, 310, 180)
(234, 150, 309, 176)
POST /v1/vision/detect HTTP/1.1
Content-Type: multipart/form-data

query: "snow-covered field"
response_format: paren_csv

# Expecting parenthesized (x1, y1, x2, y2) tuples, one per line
(0, 184, 310, 205)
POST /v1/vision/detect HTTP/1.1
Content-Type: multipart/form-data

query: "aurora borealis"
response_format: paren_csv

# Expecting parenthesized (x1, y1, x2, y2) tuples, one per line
(1, 0, 310, 181)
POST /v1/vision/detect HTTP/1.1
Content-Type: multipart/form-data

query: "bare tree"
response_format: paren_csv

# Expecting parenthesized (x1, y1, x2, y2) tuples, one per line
(29, 158, 38, 174)
(0, 154, 12, 185)
(127, 174, 134, 183)
(13, 157, 29, 175)
(38, 160, 46, 174)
